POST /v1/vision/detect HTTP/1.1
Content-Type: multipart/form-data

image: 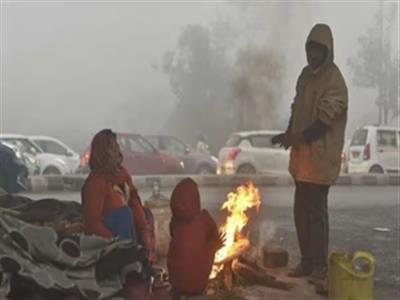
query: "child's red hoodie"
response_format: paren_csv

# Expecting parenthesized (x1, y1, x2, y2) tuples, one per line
(167, 178, 220, 296)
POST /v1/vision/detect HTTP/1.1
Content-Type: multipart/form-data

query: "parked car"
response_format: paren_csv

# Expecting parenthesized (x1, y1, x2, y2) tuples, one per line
(78, 133, 185, 175)
(146, 135, 218, 174)
(30, 136, 80, 174)
(348, 125, 400, 173)
(0, 142, 28, 193)
(340, 138, 351, 173)
(0, 134, 70, 175)
(218, 130, 289, 174)
(0, 141, 40, 175)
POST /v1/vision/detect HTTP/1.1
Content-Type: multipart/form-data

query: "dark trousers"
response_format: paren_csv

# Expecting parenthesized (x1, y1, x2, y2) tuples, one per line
(294, 181, 330, 270)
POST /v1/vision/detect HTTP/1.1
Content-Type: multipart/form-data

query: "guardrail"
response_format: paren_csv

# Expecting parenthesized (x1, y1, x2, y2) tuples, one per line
(27, 173, 400, 193)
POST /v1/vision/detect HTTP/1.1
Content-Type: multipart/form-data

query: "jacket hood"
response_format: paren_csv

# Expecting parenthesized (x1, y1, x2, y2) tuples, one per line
(306, 23, 334, 68)
(170, 178, 201, 221)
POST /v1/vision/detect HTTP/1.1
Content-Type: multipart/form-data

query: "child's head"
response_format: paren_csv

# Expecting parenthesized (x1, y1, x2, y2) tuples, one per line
(170, 178, 201, 221)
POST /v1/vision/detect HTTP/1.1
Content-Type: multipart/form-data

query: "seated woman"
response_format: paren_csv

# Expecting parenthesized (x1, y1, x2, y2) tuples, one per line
(81, 129, 154, 261)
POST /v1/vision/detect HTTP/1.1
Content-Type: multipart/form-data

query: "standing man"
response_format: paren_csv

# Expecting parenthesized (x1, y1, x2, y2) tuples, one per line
(272, 24, 348, 288)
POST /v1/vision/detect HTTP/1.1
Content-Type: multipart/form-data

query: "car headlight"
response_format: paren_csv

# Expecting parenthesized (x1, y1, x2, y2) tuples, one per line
(180, 161, 185, 169)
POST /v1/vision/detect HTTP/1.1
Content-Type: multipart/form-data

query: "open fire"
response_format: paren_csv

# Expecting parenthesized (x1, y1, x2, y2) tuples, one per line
(210, 181, 261, 279)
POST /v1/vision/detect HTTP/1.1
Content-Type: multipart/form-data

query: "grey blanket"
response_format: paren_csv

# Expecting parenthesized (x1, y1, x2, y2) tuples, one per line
(0, 212, 149, 299)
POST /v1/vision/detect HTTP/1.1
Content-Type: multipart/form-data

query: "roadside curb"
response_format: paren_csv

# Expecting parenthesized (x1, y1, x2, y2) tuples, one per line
(27, 173, 399, 193)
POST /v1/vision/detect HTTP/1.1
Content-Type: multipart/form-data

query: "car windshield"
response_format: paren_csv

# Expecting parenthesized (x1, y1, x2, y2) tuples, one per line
(2, 138, 42, 155)
(136, 136, 157, 153)
(226, 135, 241, 147)
(351, 129, 368, 146)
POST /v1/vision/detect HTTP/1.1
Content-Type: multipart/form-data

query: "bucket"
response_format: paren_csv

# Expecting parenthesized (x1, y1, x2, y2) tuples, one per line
(329, 251, 375, 300)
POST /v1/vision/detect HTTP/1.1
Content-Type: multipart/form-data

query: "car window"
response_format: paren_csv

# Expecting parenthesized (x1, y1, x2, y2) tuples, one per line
(250, 135, 277, 148)
(137, 137, 157, 153)
(226, 135, 241, 147)
(146, 137, 160, 149)
(124, 136, 155, 153)
(117, 136, 128, 152)
(34, 140, 68, 156)
(127, 138, 147, 153)
(164, 137, 186, 154)
(351, 129, 368, 146)
(2, 138, 41, 155)
(239, 139, 252, 148)
(377, 130, 397, 148)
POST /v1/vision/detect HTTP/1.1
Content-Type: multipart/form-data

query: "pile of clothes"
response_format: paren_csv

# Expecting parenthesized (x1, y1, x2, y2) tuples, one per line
(0, 194, 166, 300)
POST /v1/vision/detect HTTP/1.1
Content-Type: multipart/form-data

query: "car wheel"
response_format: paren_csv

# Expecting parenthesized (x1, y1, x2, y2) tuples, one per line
(43, 167, 62, 175)
(369, 165, 384, 174)
(197, 165, 214, 175)
(237, 164, 256, 174)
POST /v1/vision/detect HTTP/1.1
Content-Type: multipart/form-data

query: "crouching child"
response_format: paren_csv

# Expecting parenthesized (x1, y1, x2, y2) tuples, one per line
(167, 178, 221, 300)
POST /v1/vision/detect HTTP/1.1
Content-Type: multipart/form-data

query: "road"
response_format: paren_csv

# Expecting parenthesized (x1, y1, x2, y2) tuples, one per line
(21, 185, 399, 299)
(22, 185, 398, 208)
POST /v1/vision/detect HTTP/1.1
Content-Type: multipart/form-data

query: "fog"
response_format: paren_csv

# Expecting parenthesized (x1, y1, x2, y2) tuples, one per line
(1, 1, 398, 153)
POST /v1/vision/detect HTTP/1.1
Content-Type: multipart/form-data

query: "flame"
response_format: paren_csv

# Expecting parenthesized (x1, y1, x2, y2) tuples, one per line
(210, 181, 261, 278)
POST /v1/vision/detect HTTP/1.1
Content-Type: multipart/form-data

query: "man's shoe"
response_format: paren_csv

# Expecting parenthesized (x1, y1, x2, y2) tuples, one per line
(287, 263, 313, 277)
(308, 268, 327, 285)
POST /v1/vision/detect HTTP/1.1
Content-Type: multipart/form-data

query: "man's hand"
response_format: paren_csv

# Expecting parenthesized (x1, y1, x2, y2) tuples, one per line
(271, 133, 286, 146)
(271, 132, 304, 149)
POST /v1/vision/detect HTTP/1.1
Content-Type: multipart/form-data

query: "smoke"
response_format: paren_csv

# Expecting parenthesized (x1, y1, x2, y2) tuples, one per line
(250, 220, 277, 248)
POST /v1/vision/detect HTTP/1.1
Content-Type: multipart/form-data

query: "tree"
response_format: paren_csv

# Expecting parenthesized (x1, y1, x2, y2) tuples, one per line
(161, 23, 234, 152)
(348, 6, 399, 124)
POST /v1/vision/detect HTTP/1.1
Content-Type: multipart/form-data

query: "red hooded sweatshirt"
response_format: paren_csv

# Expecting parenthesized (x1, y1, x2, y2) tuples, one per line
(167, 178, 220, 295)
(81, 130, 148, 245)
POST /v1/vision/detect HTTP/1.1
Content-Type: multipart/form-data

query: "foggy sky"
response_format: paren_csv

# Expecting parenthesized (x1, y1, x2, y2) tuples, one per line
(1, 0, 398, 152)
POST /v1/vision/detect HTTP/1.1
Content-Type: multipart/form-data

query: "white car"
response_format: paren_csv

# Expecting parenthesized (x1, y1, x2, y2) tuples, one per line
(218, 130, 289, 175)
(30, 136, 80, 174)
(0, 134, 70, 175)
(348, 125, 400, 174)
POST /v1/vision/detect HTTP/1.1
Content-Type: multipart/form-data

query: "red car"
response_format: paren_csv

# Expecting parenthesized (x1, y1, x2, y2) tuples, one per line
(78, 133, 185, 175)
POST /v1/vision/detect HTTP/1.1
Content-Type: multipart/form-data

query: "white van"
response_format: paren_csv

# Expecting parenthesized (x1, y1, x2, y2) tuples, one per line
(348, 125, 400, 173)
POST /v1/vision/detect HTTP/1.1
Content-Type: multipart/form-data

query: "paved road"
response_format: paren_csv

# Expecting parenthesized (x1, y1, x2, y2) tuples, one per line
(21, 185, 399, 299)
(22, 185, 399, 208)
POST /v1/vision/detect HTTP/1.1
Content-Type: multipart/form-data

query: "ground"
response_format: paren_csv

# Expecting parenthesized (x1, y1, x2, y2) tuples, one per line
(23, 185, 399, 299)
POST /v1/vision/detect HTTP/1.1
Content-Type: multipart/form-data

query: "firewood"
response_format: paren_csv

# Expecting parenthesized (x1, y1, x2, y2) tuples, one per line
(233, 261, 294, 291)
(237, 255, 276, 281)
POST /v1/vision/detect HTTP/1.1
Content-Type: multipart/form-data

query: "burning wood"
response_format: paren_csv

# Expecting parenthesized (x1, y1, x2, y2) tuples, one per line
(233, 259, 294, 291)
(210, 182, 261, 279)
(208, 182, 294, 292)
